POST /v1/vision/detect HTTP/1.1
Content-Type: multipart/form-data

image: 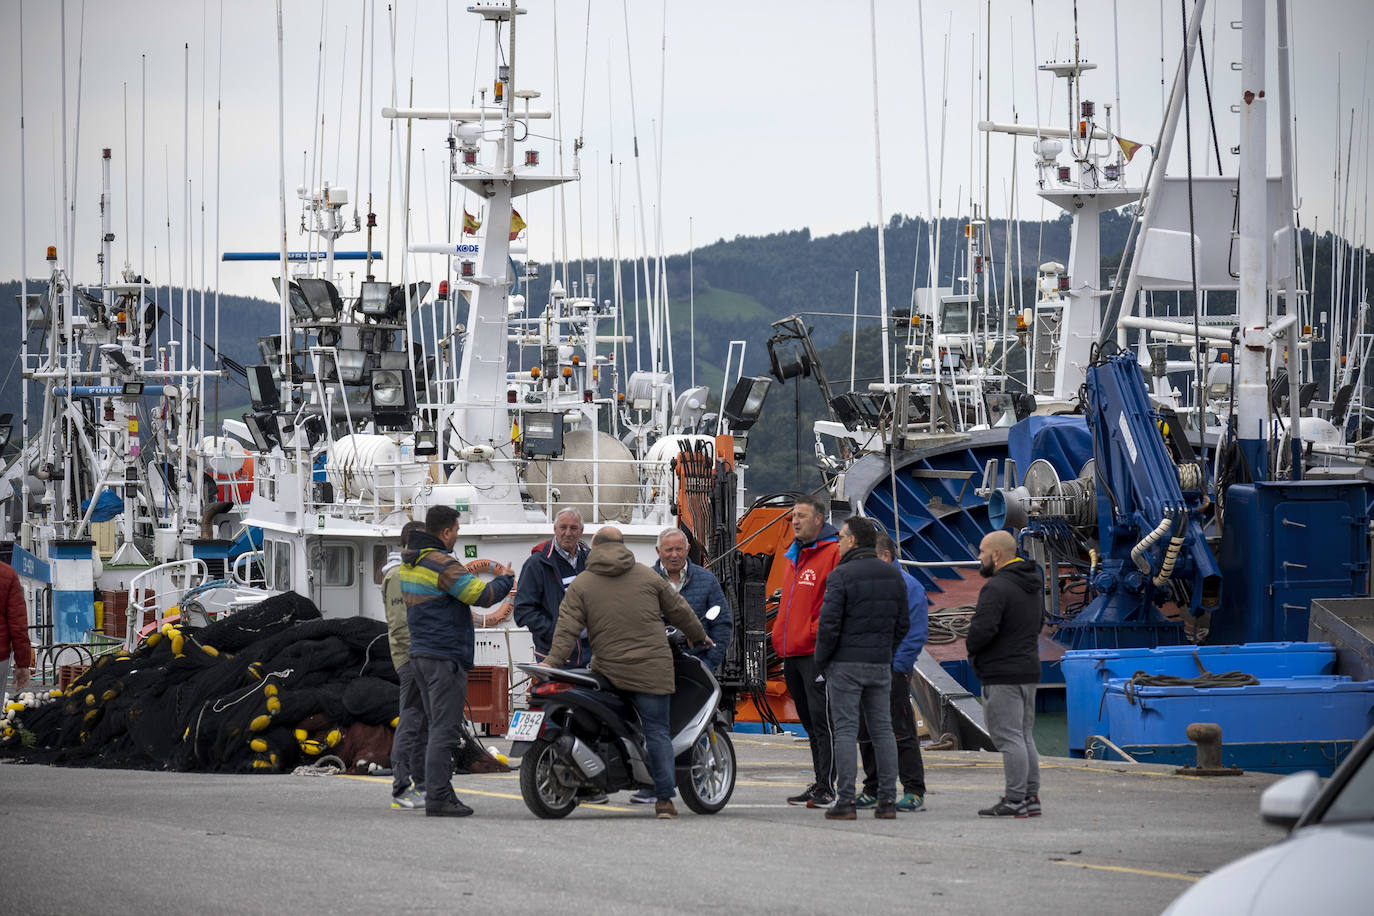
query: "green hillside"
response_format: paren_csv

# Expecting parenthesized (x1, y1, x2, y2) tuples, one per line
(5, 214, 1368, 502)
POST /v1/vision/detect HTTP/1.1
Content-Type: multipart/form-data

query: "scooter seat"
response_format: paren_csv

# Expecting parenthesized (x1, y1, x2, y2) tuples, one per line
(563, 667, 616, 692)
(562, 667, 634, 717)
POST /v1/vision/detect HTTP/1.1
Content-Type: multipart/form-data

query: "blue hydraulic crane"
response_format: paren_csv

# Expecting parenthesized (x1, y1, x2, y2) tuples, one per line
(1057, 351, 1221, 649)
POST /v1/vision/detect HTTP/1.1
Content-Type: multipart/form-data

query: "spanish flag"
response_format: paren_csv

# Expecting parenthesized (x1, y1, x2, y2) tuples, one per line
(1116, 136, 1146, 163)
(463, 210, 481, 235)
(509, 209, 527, 241)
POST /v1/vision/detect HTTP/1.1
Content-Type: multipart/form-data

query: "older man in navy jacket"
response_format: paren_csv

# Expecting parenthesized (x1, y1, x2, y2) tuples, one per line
(651, 528, 732, 672)
(514, 507, 592, 666)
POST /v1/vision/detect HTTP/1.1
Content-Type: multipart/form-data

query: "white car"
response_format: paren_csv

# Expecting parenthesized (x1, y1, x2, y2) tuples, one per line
(1163, 725, 1374, 915)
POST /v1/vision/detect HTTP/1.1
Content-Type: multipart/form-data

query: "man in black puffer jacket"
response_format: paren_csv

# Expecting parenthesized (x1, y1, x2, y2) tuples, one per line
(966, 529, 1045, 819)
(813, 516, 909, 821)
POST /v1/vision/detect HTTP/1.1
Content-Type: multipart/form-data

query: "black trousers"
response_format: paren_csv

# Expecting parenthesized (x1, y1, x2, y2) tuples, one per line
(783, 654, 834, 792)
(859, 669, 927, 796)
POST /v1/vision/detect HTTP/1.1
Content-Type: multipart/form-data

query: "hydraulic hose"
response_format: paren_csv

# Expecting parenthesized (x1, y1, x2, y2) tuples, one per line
(1130, 514, 1175, 575)
(1152, 512, 1187, 589)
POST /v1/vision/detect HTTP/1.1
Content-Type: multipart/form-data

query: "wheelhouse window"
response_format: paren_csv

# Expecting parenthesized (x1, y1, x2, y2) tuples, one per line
(270, 540, 292, 590)
(372, 544, 390, 585)
(315, 543, 355, 587)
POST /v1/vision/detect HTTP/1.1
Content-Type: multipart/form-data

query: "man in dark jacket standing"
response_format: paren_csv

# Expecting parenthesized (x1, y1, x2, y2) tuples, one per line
(652, 527, 732, 672)
(773, 495, 842, 808)
(545, 527, 711, 819)
(855, 532, 929, 813)
(966, 529, 1044, 819)
(401, 506, 514, 817)
(514, 507, 592, 666)
(813, 517, 909, 821)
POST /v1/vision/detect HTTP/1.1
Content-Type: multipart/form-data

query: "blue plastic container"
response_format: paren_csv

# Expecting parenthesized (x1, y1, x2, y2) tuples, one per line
(1061, 642, 1336, 755)
(1102, 675, 1374, 750)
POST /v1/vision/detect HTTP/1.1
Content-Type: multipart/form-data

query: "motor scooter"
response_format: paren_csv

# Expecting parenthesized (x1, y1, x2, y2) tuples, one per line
(510, 626, 736, 818)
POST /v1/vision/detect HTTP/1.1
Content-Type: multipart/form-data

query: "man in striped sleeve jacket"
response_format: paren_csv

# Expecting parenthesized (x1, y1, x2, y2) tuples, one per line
(400, 505, 514, 817)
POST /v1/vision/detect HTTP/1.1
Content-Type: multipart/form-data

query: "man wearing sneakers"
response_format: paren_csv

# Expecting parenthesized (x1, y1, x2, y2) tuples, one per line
(1, 559, 34, 704)
(383, 521, 428, 810)
(813, 517, 909, 821)
(773, 495, 842, 809)
(854, 532, 928, 814)
(967, 530, 1044, 819)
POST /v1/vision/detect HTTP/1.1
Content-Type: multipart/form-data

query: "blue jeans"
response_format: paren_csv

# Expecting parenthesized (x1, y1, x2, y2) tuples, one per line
(629, 691, 675, 801)
(410, 655, 467, 808)
(825, 661, 898, 805)
(390, 661, 429, 797)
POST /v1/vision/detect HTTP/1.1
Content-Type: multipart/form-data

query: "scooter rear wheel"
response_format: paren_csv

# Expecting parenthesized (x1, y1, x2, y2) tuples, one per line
(675, 724, 736, 814)
(519, 737, 580, 819)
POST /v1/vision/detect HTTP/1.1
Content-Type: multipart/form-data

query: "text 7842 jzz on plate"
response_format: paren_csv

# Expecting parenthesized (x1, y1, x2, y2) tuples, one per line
(505, 710, 544, 741)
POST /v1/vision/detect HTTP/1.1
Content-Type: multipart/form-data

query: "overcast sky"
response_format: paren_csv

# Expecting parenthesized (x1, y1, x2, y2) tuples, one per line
(1, 0, 1371, 300)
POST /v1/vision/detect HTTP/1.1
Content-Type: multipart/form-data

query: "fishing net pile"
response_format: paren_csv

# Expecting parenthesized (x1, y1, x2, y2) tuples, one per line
(2, 591, 502, 775)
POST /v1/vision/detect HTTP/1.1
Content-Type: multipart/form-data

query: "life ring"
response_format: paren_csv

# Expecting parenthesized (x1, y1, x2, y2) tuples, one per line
(464, 558, 515, 628)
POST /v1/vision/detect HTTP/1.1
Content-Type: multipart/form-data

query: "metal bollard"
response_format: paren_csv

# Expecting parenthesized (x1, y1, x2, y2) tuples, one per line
(1175, 721, 1244, 776)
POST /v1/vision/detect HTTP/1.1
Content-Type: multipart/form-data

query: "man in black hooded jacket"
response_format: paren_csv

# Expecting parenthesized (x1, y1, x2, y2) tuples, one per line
(966, 529, 1044, 819)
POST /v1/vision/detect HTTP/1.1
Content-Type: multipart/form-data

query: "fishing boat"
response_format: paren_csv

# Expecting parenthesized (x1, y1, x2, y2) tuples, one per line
(803, 0, 1374, 774)
(2, 139, 227, 678)
(112, 2, 755, 732)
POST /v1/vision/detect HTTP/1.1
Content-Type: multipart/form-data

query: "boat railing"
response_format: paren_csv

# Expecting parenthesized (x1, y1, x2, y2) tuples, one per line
(231, 550, 266, 588)
(125, 559, 212, 650)
(293, 451, 678, 526)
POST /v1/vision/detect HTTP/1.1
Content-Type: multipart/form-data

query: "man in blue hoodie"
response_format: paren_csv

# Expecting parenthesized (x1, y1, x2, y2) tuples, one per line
(854, 531, 929, 813)
(401, 505, 514, 817)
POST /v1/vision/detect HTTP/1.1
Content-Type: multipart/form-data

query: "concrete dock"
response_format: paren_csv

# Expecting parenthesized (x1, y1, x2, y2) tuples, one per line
(1, 733, 1283, 915)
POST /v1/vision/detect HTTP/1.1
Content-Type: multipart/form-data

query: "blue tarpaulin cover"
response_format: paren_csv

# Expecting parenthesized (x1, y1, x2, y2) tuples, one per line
(1007, 416, 1093, 483)
(80, 489, 125, 523)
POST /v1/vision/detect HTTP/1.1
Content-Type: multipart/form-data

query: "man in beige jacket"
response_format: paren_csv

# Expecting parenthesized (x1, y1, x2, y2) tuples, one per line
(544, 527, 712, 818)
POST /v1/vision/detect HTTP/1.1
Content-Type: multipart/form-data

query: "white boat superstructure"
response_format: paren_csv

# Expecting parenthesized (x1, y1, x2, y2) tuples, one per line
(186, 3, 741, 683)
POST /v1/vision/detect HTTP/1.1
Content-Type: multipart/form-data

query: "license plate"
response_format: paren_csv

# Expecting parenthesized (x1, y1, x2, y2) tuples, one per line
(505, 710, 545, 741)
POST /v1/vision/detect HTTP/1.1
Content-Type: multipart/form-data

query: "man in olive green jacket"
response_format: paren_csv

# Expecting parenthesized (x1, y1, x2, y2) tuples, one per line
(384, 521, 428, 808)
(545, 527, 711, 817)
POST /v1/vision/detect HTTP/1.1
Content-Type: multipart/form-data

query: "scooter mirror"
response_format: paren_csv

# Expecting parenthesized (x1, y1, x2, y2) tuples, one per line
(706, 605, 722, 621)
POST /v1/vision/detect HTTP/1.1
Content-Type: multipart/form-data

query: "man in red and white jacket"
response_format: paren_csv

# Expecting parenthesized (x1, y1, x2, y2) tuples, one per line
(2, 561, 34, 702)
(770, 494, 841, 808)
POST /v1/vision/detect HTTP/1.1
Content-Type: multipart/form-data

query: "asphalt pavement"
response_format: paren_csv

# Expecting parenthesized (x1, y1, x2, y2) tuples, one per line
(0, 733, 1285, 915)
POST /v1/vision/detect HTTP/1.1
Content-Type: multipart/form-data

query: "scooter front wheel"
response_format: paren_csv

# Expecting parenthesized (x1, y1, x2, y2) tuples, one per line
(675, 724, 736, 814)
(519, 737, 579, 819)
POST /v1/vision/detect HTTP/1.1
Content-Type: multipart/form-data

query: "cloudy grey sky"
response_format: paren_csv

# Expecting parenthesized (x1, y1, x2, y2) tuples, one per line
(1, 0, 1371, 299)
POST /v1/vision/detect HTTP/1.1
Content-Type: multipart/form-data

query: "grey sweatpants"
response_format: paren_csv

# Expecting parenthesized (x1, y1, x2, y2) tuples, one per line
(982, 683, 1040, 803)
